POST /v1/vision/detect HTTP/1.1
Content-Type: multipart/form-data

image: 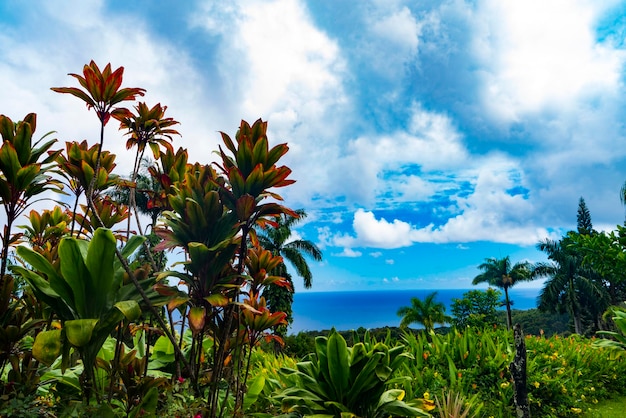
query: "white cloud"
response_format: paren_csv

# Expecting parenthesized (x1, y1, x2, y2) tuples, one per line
(366, 6, 421, 78)
(193, 0, 351, 207)
(337, 103, 469, 204)
(334, 209, 413, 249)
(369, 251, 383, 258)
(474, 0, 626, 120)
(385, 259, 395, 265)
(334, 248, 363, 258)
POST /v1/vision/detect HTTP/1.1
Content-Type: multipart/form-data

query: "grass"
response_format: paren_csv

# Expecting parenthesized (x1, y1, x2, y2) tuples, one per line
(584, 395, 626, 417)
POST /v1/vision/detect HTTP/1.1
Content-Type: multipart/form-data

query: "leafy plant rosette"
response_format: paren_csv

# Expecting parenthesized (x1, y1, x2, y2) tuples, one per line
(276, 329, 431, 417)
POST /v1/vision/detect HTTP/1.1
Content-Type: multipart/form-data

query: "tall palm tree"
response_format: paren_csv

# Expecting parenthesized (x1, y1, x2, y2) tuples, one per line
(257, 209, 322, 331)
(533, 238, 607, 335)
(472, 256, 532, 330)
(396, 291, 450, 334)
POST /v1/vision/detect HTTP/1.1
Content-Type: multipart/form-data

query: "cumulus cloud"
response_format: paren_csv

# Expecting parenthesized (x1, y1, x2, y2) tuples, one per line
(474, 0, 626, 120)
(193, 0, 351, 207)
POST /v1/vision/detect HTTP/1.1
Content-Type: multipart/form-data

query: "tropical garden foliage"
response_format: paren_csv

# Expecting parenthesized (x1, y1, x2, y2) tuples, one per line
(2, 61, 626, 417)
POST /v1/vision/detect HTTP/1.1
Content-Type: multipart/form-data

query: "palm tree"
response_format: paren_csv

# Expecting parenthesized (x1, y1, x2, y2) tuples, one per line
(257, 209, 322, 332)
(472, 256, 532, 330)
(533, 238, 607, 335)
(396, 291, 450, 334)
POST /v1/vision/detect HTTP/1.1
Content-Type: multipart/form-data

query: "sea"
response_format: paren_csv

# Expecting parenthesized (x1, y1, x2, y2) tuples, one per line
(289, 288, 541, 334)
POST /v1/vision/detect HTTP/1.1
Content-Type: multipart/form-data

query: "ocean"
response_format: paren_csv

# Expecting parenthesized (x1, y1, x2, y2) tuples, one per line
(289, 288, 541, 334)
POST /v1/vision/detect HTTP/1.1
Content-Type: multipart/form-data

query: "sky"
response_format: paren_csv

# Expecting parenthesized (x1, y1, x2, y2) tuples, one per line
(1, 0, 626, 293)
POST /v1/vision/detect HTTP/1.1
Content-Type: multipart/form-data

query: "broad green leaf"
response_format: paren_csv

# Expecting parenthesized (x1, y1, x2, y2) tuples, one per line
(65, 319, 98, 347)
(0, 142, 21, 183)
(86, 228, 117, 314)
(14, 120, 33, 166)
(204, 293, 229, 307)
(243, 375, 265, 411)
(120, 234, 146, 260)
(0, 114, 14, 142)
(32, 329, 62, 365)
(114, 300, 141, 321)
(58, 237, 90, 317)
(327, 331, 350, 400)
(16, 246, 74, 308)
(346, 352, 385, 401)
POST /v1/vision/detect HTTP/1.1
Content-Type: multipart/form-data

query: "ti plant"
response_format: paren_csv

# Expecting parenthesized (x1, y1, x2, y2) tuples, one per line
(0, 113, 62, 279)
(11, 228, 160, 401)
(52, 61, 191, 385)
(54, 140, 119, 235)
(277, 329, 431, 418)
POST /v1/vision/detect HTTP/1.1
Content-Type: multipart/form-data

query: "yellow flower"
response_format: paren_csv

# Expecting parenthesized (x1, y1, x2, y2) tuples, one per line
(396, 390, 405, 401)
(571, 407, 582, 414)
(533, 381, 540, 388)
(500, 382, 510, 389)
(423, 392, 430, 400)
(561, 386, 567, 394)
(422, 399, 436, 412)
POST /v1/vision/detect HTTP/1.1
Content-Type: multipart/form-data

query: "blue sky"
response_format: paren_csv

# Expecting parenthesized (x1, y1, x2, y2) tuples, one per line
(2, 0, 626, 292)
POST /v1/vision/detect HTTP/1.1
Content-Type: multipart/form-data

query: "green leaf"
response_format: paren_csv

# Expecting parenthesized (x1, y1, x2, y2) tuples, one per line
(204, 293, 229, 307)
(0, 142, 21, 184)
(327, 331, 350, 400)
(114, 300, 141, 321)
(32, 329, 62, 365)
(15, 245, 67, 294)
(129, 386, 159, 418)
(65, 319, 98, 347)
(86, 228, 117, 313)
(14, 120, 33, 166)
(15, 164, 40, 191)
(58, 237, 90, 318)
(120, 234, 146, 260)
(243, 375, 265, 411)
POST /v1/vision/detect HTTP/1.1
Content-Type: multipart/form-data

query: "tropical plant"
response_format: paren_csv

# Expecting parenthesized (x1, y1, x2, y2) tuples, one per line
(434, 390, 481, 418)
(473, 256, 532, 330)
(257, 209, 322, 333)
(277, 329, 430, 417)
(397, 291, 450, 334)
(154, 119, 297, 416)
(595, 307, 626, 354)
(51, 61, 190, 388)
(115, 102, 180, 245)
(534, 237, 607, 335)
(0, 113, 63, 280)
(11, 228, 159, 400)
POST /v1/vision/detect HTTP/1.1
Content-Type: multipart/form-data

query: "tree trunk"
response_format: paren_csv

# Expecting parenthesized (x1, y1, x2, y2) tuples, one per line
(504, 287, 512, 330)
(510, 324, 530, 418)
